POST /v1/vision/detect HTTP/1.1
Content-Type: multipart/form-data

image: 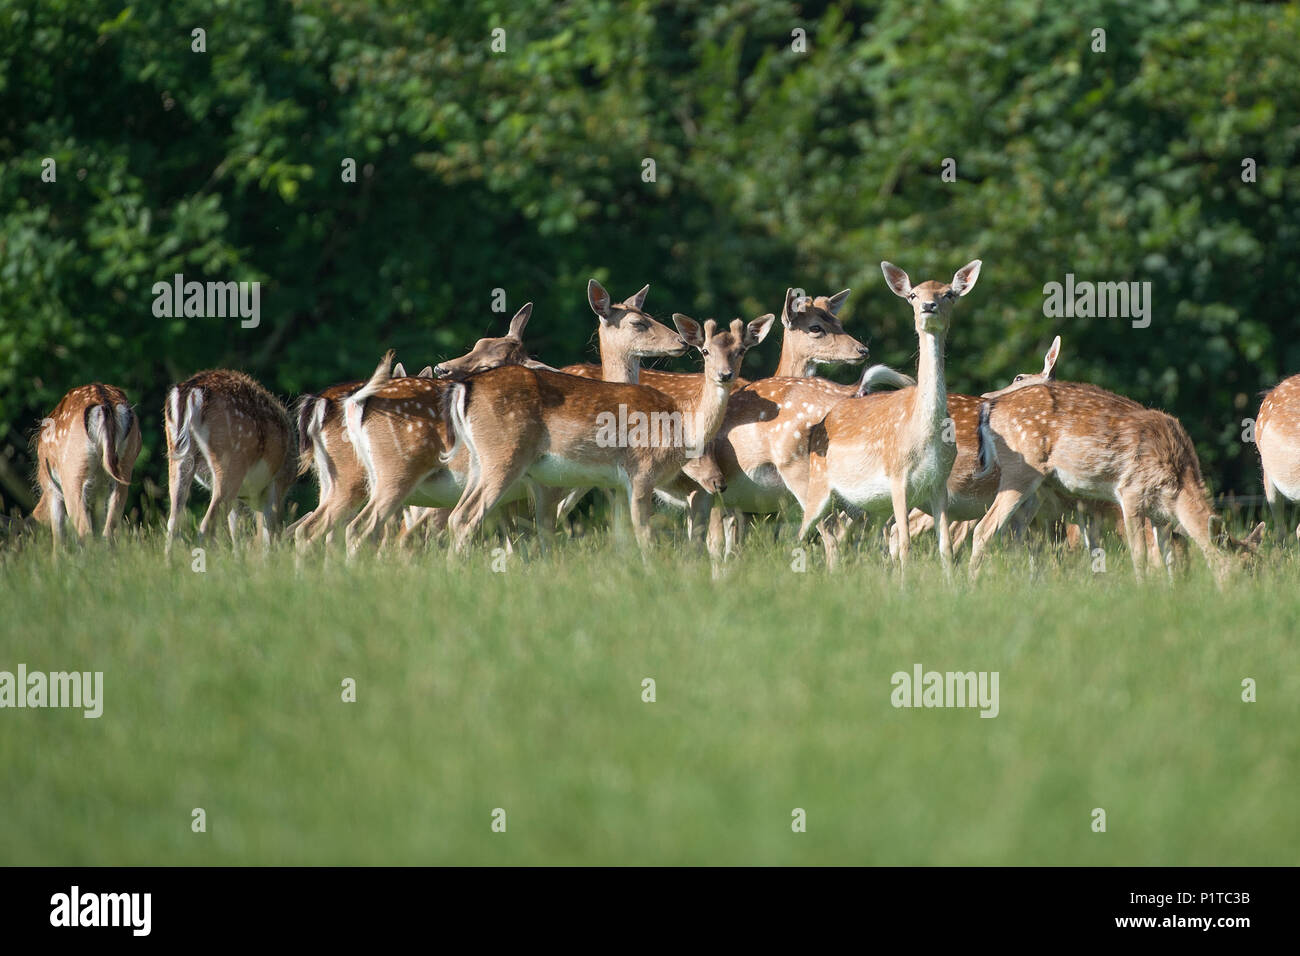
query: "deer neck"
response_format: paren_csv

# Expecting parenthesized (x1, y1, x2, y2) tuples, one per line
(681, 375, 733, 451)
(598, 334, 641, 384)
(913, 329, 948, 435)
(774, 336, 813, 378)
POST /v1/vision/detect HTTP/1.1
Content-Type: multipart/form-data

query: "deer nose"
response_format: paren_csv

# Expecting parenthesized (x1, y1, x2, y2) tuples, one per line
(717, 370, 734, 382)
(857, 345, 870, 356)
(921, 301, 938, 313)
(432, 365, 447, 377)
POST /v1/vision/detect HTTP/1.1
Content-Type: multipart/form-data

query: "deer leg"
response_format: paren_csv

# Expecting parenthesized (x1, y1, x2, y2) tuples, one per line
(62, 469, 93, 544)
(625, 477, 656, 556)
(166, 453, 196, 556)
(103, 478, 129, 544)
(1117, 493, 1147, 580)
(969, 475, 1042, 579)
(525, 480, 556, 556)
(932, 485, 953, 576)
(817, 511, 842, 572)
(1152, 522, 1175, 581)
(949, 519, 974, 558)
(48, 490, 67, 557)
(890, 476, 911, 569)
(1263, 470, 1290, 544)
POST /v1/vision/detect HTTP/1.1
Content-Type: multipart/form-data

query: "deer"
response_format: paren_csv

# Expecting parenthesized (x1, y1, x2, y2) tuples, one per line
(446, 313, 776, 554)
(32, 384, 142, 553)
(893, 336, 1061, 556)
(289, 305, 546, 553)
(796, 259, 985, 572)
(164, 369, 296, 554)
(572, 287, 910, 558)
(547, 279, 739, 539)
(967, 381, 1264, 583)
(339, 289, 710, 553)
(1255, 374, 1300, 541)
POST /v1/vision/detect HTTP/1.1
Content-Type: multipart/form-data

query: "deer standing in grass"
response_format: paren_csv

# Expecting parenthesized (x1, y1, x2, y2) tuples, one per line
(1255, 374, 1300, 541)
(968, 382, 1262, 582)
(797, 260, 984, 572)
(590, 287, 910, 558)
(340, 291, 713, 553)
(447, 313, 775, 554)
(33, 384, 142, 553)
(895, 336, 1061, 555)
(290, 306, 541, 553)
(164, 370, 296, 554)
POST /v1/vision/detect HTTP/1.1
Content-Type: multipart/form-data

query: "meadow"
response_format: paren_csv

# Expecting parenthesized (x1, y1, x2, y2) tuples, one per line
(2, 520, 1296, 866)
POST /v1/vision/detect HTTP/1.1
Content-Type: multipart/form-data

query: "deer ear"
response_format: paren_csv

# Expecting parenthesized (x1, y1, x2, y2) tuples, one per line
(1043, 335, 1061, 379)
(392, 362, 407, 378)
(417, 366, 434, 379)
(588, 279, 613, 322)
(508, 302, 533, 340)
(672, 313, 705, 348)
(951, 259, 983, 297)
(1243, 522, 1266, 550)
(626, 283, 650, 312)
(782, 288, 801, 328)
(745, 313, 777, 348)
(881, 262, 912, 298)
(825, 289, 851, 317)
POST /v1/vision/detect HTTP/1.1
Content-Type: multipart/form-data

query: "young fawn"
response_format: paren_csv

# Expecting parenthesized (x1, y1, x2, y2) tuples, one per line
(446, 313, 775, 554)
(798, 259, 984, 571)
(33, 384, 142, 553)
(1255, 374, 1300, 540)
(968, 382, 1262, 582)
(164, 370, 296, 553)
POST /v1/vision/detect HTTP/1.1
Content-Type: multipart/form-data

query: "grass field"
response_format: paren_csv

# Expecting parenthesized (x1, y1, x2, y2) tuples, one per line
(2, 520, 1297, 866)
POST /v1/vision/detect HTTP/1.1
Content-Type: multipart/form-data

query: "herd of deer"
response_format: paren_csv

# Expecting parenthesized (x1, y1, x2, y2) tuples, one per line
(29, 259, 1286, 582)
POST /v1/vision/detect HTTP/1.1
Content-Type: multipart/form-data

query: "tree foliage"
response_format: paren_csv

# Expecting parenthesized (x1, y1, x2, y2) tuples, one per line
(1, 0, 1297, 513)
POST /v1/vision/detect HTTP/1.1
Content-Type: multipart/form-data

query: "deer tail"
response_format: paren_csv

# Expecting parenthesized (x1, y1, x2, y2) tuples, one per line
(975, 400, 998, 480)
(854, 364, 916, 397)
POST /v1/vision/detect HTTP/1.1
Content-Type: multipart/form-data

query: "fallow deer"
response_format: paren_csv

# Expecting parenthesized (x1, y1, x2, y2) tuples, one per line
(447, 314, 776, 554)
(968, 382, 1263, 582)
(338, 291, 698, 553)
(797, 259, 985, 571)
(575, 287, 910, 556)
(291, 305, 544, 553)
(32, 384, 142, 553)
(895, 336, 1062, 554)
(1255, 374, 1300, 540)
(164, 369, 296, 553)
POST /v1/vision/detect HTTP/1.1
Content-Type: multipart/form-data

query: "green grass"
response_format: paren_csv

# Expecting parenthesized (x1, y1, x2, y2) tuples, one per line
(1, 521, 1297, 865)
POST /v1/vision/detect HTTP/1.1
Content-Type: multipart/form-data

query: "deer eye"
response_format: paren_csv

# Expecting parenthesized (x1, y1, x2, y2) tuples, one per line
(700, 348, 710, 356)
(1014, 374, 1025, 383)
(946, 290, 957, 299)
(809, 326, 824, 335)
(632, 321, 649, 331)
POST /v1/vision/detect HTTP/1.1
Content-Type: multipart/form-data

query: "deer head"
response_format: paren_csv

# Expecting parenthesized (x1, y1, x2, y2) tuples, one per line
(433, 303, 535, 380)
(882, 259, 982, 337)
(980, 336, 1062, 400)
(778, 287, 869, 375)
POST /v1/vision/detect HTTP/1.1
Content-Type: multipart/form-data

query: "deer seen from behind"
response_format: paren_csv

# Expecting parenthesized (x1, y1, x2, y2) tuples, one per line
(164, 369, 296, 554)
(33, 384, 142, 554)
